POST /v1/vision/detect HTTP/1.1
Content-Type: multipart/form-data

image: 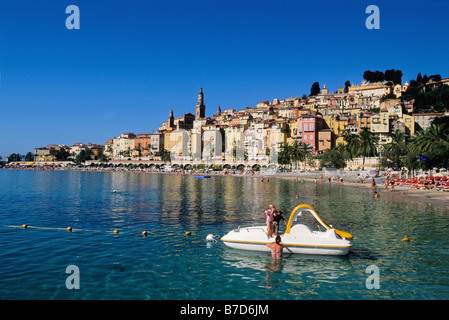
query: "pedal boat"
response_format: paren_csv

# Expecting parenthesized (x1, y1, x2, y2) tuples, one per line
(221, 204, 353, 256)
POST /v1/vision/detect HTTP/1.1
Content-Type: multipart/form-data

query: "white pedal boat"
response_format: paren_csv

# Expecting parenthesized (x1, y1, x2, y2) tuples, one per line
(221, 204, 353, 256)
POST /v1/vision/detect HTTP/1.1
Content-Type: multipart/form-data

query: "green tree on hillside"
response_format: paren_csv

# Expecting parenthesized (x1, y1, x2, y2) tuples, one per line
(310, 82, 320, 96)
(344, 80, 351, 93)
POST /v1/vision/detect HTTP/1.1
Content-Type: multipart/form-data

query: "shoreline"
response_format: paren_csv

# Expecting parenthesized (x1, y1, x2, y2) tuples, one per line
(3, 167, 449, 209)
(265, 172, 449, 209)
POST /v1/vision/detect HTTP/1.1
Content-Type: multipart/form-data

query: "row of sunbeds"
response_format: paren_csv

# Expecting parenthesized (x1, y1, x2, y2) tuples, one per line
(390, 176, 449, 191)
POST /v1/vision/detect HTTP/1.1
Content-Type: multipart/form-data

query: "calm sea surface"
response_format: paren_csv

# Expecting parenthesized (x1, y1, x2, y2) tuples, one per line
(1, 170, 448, 300)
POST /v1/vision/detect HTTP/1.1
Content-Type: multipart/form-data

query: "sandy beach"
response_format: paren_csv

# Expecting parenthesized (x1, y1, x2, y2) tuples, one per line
(265, 171, 449, 209)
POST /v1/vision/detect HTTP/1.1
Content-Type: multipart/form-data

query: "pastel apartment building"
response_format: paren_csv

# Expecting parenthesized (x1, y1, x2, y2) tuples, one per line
(413, 112, 444, 130)
(317, 129, 333, 152)
(298, 115, 324, 152)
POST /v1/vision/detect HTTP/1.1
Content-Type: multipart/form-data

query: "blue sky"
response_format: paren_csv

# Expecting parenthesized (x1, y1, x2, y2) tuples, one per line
(1, 0, 449, 159)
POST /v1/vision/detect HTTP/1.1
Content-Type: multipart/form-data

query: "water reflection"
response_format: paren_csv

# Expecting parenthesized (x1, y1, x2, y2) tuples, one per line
(221, 248, 353, 291)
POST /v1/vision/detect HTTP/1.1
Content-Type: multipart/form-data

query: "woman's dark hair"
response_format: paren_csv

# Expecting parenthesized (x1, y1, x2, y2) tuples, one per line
(275, 235, 281, 244)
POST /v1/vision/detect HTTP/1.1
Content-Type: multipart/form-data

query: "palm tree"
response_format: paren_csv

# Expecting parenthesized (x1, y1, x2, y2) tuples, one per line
(382, 130, 409, 168)
(278, 141, 313, 169)
(408, 123, 449, 153)
(98, 151, 109, 163)
(342, 130, 357, 159)
(160, 149, 171, 162)
(300, 141, 313, 160)
(350, 128, 379, 169)
(278, 142, 292, 168)
(290, 140, 308, 169)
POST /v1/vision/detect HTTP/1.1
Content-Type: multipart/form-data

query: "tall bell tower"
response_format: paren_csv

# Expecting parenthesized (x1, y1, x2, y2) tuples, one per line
(168, 109, 174, 128)
(195, 87, 206, 120)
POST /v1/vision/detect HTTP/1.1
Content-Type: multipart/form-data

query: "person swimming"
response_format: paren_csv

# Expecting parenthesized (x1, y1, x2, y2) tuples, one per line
(267, 235, 283, 259)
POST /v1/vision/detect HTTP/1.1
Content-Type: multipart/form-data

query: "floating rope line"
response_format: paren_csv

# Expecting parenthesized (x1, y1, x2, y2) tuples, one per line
(3, 224, 158, 237)
(4, 224, 142, 235)
(4, 224, 102, 232)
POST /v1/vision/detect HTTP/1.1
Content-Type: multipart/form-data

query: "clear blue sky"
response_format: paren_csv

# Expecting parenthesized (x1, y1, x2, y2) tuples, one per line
(1, 0, 449, 159)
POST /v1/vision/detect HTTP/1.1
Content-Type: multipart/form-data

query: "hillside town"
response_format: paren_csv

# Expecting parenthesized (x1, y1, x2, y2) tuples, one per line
(14, 75, 449, 171)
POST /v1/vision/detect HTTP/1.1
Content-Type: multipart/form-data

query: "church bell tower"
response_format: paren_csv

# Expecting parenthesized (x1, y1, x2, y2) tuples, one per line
(168, 109, 174, 128)
(195, 87, 206, 120)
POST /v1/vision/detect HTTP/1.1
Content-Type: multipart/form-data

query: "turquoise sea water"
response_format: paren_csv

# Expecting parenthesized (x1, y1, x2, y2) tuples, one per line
(1, 170, 449, 300)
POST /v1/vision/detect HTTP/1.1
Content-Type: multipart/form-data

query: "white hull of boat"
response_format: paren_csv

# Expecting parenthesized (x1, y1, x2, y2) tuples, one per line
(221, 227, 351, 256)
